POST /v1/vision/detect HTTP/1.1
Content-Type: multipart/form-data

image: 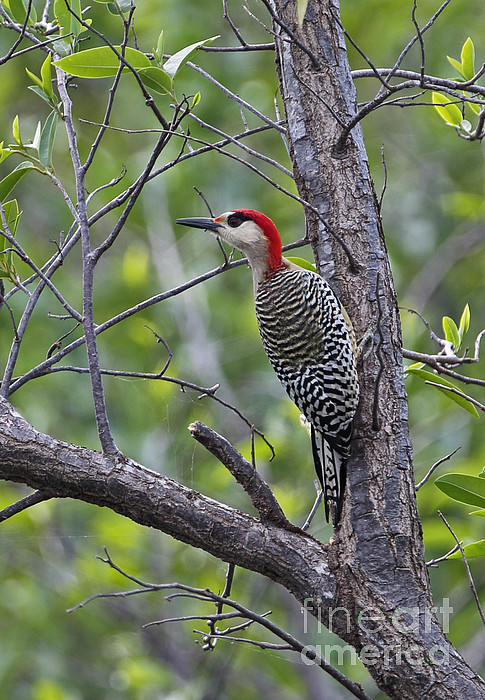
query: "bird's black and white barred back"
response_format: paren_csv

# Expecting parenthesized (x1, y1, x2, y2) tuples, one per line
(176, 208, 359, 526)
(255, 267, 359, 524)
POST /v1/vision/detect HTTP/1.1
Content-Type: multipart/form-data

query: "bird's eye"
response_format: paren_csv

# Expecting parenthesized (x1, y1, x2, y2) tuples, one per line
(227, 213, 243, 228)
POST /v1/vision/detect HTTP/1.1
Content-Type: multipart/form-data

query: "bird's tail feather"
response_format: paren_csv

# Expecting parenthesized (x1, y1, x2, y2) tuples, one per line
(311, 427, 347, 525)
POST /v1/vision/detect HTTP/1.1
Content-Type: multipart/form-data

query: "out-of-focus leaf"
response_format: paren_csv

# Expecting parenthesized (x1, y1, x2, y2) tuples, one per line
(442, 315, 460, 350)
(54, 46, 151, 78)
(163, 36, 219, 79)
(435, 473, 485, 508)
(442, 192, 485, 220)
(406, 368, 480, 418)
(432, 92, 463, 127)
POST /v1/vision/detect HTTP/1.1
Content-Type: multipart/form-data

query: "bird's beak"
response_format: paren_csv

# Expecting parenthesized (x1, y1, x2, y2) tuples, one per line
(175, 217, 222, 233)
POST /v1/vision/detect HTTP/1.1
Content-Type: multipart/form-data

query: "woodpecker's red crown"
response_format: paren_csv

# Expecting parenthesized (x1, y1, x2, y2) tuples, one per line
(216, 209, 282, 271)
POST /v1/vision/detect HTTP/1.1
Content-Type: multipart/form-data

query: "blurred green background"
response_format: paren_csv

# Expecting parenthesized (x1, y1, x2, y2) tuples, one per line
(0, 0, 484, 697)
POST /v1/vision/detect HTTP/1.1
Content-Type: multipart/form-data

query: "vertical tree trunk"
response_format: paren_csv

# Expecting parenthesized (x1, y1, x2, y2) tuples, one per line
(270, 0, 485, 696)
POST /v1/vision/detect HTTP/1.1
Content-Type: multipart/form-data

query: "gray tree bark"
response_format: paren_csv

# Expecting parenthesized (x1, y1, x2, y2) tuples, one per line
(0, 1, 484, 698)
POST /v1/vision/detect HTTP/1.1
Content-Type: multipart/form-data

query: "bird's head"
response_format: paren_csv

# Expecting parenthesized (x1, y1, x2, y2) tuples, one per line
(176, 209, 283, 283)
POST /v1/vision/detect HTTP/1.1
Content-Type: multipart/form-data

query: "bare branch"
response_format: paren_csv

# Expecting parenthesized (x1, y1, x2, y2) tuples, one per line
(426, 543, 461, 568)
(0, 489, 53, 522)
(438, 511, 485, 627)
(415, 447, 461, 492)
(56, 69, 118, 456)
(188, 420, 289, 526)
(424, 381, 485, 413)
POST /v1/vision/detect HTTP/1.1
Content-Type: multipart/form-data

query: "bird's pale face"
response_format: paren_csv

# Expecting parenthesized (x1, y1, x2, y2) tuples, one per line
(176, 209, 283, 286)
(176, 211, 267, 254)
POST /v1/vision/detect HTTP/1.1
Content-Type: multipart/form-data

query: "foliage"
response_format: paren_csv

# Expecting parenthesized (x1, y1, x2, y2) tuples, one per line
(0, 0, 485, 697)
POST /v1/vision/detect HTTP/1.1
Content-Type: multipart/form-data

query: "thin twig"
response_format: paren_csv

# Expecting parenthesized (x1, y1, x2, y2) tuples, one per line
(0, 490, 53, 522)
(416, 447, 461, 491)
(424, 381, 485, 413)
(438, 511, 485, 626)
(71, 551, 373, 700)
(426, 543, 461, 568)
(302, 481, 323, 531)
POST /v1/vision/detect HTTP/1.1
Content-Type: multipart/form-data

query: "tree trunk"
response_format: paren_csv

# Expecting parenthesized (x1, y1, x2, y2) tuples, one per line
(269, 0, 485, 697)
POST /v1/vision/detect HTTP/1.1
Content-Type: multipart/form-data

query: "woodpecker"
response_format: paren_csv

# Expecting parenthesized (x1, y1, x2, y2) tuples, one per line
(176, 209, 359, 525)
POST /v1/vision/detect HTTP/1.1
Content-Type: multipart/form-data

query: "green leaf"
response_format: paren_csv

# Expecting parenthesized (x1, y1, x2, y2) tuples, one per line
(297, 0, 309, 25)
(432, 92, 463, 127)
(0, 142, 14, 165)
(106, 0, 132, 14)
(52, 39, 71, 58)
(31, 121, 41, 152)
(156, 30, 164, 64)
(137, 66, 173, 96)
(435, 473, 485, 508)
(442, 315, 460, 350)
(12, 115, 22, 147)
(40, 54, 54, 98)
(54, 0, 71, 34)
(469, 509, 485, 517)
(447, 55, 463, 77)
(54, 46, 151, 78)
(39, 112, 58, 169)
(0, 162, 34, 201)
(458, 303, 470, 340)
(27, 85, 56, 108)
(460, 37, 475, 81)
(466, 98, 482, 116)
(163, 35, 219, 79)
(0, 199, 21, 237)
(53, 0, 81, 36)
(405, 362, 425, 371)
(406, 368, 480, 418)
(69, 0, 83, 37)
(25, 67, 44, 92)
(4, 0, 36, 24)
(191, 91, 201, 108)
(449, 540, 485, 559)
(286, 256, 317, 272)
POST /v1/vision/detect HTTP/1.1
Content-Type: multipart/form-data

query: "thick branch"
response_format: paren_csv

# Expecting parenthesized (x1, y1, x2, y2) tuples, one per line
(0, 396, 334, 614)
